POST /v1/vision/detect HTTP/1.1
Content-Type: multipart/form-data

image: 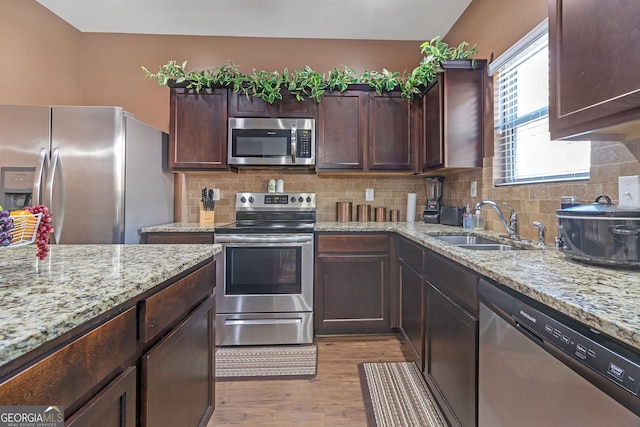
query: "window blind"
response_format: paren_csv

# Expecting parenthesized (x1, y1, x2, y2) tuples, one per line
(492, 22, 590, 186)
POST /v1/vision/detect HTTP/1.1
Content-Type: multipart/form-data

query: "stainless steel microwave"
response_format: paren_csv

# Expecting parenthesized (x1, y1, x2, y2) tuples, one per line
(228, 118, 315, 166)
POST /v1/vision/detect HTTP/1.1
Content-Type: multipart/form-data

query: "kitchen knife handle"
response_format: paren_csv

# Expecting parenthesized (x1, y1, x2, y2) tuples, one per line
(32, 148, 48, 206)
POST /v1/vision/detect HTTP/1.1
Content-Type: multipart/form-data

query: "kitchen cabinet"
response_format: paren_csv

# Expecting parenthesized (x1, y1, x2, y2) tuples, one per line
(397, 237, 426, 370)
(141, 295, 215, 427)
(423, 248, 479, 427)
(549, 0, 640, 140)
(142, 231, 215, 244)
(169, 86, 228, 170)
(228, 90, 318, 118)
(0, 307, 137, 416)
(422, 60, 486, 172)
(0, 257, 216, 425)
(65, 366, 137, 427)
(314, 233, 395, 333)
(316, 88, 420, 172)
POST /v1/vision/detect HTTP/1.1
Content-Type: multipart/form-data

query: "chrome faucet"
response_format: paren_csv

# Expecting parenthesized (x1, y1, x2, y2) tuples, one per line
(473, 201, 519, 240)
(533, 222, 546, 247)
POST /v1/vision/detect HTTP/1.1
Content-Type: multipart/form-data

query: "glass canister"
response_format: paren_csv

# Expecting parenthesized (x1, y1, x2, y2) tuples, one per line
(560, 196, 581, 209)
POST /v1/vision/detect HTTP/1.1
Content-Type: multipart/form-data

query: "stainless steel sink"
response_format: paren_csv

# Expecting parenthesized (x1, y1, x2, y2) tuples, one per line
(433, 235, 522, 250)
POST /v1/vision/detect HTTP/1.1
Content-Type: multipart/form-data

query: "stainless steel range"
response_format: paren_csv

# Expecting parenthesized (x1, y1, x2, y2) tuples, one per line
(214, 192, 315, 346)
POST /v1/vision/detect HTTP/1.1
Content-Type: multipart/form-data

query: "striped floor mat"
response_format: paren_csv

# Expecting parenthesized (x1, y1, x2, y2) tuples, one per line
(215, 344, 317, 380)
(359, 362, 447, 427)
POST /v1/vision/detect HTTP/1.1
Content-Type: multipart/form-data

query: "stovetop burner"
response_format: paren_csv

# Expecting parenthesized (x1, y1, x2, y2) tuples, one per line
(215, 192, 316, 235)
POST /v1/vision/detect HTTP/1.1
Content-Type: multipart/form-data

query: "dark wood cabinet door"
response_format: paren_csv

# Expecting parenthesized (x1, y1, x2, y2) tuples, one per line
(66, 366, 136, 427)
(170, 88, 228, 170)
(549, 0, 640, 140)
(426, 284, 478, 427)
(368, 92, 414, 171)
(399, 260, 424, 369)
(275, 93, 319, 118)
(228, 92, 271, 117)
(423, 79, 444, 170)
(228, 91, 318, 118)
(422, 61, 485, 172)
(315, 253, 390, 333)
(316, 90, 367, 170)
(141, 296, 215, 427)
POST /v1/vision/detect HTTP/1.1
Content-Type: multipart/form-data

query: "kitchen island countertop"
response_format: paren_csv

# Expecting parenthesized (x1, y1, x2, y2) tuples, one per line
(145, 221, 640, 352)
(0, 243, 221, 368)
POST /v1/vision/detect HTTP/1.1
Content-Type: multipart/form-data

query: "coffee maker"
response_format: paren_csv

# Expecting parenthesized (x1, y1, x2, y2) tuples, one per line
(423, 177, 444, 223)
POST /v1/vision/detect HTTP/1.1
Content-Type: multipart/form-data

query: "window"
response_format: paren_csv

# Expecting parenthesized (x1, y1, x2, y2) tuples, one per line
(490, 20, 590, 186)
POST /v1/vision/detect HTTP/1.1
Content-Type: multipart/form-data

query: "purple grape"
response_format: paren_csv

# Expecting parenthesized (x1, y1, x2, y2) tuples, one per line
(0, 238, 10, 247)
(0, 210, 8, 217)
(0, 231, 10, 240)
(3, 221, 14, 231)
(0, 217, 11, 225)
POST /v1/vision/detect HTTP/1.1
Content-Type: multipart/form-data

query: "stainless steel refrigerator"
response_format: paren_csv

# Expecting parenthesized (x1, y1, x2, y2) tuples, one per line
(0, 105, 174, 244)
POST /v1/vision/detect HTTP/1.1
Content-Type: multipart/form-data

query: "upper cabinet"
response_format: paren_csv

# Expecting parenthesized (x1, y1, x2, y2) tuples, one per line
(169, 87, 228, 170)
(422, 60, 486, 172)
(228, 91, 318, 118)
(316, 87, 420, 172)
(549, 0, 640, 140)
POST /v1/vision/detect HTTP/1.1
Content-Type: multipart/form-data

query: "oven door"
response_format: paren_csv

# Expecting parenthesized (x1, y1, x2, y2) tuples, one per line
(215, 234, 314, 314)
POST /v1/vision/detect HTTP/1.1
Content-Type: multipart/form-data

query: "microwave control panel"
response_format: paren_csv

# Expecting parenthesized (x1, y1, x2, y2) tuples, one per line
(297, 130, 312, 158)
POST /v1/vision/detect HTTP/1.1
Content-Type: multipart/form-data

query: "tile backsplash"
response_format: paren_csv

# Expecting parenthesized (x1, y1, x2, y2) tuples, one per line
(177, 140, 640, 242)
(180, 170, 428, 224)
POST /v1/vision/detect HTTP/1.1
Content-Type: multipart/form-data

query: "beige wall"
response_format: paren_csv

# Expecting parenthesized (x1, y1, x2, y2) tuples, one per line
(6, 0, 637, 240)
(0, 0, 82, 105)
(442, 0, 640, 242)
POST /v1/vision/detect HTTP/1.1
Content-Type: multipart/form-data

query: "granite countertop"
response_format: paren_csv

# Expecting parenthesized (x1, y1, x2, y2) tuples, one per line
(147, 221, 640, 352)
(0, 243, 221, 368)
(141, 222, 223, 233)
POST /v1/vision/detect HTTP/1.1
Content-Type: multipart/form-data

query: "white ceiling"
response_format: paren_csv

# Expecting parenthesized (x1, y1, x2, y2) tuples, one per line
(36, 0, 472, 41)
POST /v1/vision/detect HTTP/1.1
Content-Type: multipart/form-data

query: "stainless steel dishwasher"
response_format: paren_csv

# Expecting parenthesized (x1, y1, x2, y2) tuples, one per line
(478, 279, 640, 426)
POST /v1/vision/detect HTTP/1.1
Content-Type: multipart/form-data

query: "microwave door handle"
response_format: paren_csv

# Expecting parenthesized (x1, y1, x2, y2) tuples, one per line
(291, 123, 297, 164)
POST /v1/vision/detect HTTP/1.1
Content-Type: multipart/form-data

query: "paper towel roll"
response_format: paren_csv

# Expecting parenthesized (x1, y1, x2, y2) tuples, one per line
(406, 193, 417, 223)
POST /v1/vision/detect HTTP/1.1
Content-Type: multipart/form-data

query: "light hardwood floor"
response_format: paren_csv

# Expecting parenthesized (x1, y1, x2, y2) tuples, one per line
(208, 335, 411, 426)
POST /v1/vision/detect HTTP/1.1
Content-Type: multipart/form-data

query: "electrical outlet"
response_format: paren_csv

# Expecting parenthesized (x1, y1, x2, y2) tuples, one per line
(470, 181, 477, 198)
(365, 188, 374, 201)
(211, 189, 221, 201)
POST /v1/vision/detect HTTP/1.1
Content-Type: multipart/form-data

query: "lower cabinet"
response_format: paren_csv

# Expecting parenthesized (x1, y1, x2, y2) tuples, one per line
(66, 366, 137, 427)
(426, 283, 478, 427)
(0, 259, 216, 427)
(399, 260, 425, 368)
(141, 295, 215, 427)
(315, 233, 393, 334)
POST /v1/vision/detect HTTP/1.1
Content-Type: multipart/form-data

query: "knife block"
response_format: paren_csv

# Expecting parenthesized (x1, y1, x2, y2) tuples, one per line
(199, 203, 215, 226)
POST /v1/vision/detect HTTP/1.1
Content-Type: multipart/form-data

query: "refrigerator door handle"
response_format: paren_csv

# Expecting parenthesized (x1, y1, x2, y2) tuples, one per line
(46, 148, 63, 244)
(32, 148, 48, 206)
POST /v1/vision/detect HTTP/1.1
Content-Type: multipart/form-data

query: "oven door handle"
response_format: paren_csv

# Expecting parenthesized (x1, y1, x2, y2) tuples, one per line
(214, 234, 313, 244)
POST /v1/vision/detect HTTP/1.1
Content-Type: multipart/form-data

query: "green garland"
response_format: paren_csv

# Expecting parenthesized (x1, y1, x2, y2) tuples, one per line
(141, 37, 477, 103)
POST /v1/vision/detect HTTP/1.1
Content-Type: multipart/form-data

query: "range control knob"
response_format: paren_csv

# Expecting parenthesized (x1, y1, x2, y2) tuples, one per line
(306, 196, 312, 203)
(291, 197, 296, 203)
(298, 197, 304, 203)
(240, 196, 247, 203)
(248, 196, 254, 203)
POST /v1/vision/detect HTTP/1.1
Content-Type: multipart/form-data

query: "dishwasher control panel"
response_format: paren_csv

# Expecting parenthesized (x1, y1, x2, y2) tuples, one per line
(514, 301, 640, 396)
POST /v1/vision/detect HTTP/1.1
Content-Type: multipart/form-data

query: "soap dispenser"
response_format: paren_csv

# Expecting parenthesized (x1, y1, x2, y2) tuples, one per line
(473, 209, 484, 230)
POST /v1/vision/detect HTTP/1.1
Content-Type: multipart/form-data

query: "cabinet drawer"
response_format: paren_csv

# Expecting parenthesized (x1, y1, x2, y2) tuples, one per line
(424, 250, 478, 314)
(398, 237, 423, 271)
(0, 308, 136, 410)
(140, 260, 215, 344)
(317, 234, 389, 253)
(144, 232, 215, 244)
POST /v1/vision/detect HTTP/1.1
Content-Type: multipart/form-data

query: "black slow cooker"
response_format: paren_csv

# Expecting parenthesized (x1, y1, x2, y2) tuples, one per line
(557, 195, 640, 267)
